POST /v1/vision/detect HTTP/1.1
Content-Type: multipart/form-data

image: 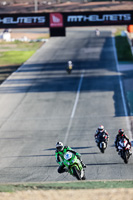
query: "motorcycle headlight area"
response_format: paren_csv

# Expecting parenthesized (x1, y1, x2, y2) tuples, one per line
(64, 152, 73, 161)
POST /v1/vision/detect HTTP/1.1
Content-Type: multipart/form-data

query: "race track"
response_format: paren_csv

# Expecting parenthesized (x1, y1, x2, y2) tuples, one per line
(0, 28, 132, 182)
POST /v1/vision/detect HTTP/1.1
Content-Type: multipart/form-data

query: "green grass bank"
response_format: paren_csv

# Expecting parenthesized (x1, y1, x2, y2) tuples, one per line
(0, 180, 132, 192)
(114, 29, 133, 62)
(0, 41, 44, 66)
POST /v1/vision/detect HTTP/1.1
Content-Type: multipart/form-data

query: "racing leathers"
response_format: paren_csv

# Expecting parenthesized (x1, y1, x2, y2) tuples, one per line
(55, 146, 86, 173)
(94, 130, 109, 146)
(114, 134, 132, 153)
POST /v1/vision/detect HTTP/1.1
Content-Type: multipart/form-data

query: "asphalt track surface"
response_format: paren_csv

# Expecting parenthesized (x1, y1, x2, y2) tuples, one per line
(0, 28, 132, 183)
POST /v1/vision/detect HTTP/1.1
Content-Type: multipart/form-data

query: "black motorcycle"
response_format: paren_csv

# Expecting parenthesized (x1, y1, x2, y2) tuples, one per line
(96, 133, 108, 153)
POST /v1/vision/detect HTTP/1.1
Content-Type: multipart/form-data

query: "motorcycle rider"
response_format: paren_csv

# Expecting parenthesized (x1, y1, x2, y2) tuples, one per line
(94, 125, 109, 147)
(114, 129, 132, 155)
(66, 60, 73, 73)
(55, 141, 86, 174)
(95, 28, 100, 36)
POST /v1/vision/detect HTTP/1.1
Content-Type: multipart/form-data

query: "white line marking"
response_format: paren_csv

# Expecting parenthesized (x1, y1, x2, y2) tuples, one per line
(71, 71, 84, 118)
(112, 36, 133, 145)
(64, 70, 84, 144)
(63, 117, 73, 145)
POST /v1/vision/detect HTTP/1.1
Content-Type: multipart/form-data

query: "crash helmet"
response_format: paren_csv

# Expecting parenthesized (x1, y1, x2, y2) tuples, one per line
(98, 125, 104, 133)
(68, 61, 72, 65)
(118, 129, 124, 136)
(56, 141, 64, 152)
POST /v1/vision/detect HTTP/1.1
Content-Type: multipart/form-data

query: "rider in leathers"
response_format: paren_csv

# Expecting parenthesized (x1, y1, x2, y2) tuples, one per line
(55, 142, 86, 174)
(94, 125, 109, 147)
(114, 129, 132, 155)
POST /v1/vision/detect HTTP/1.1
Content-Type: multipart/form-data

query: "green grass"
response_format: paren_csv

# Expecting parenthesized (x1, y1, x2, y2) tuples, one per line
(0, 51, 35, 65)
(115, 36, 133, 62)
(115, 30, 133, 62)
(127, 91, 133, 115)
(0, 41, 44, 66)
(0, 180, 132, 192)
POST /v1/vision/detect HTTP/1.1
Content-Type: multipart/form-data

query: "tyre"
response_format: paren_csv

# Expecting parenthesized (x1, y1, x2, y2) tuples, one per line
(100, 142, 105, 153)
(101, 148, 105, 153)
(124, 151, 129, 164)
(82, 173, 86, 180)
(82, 176, 86, 180)
(72, 166, 82, 180)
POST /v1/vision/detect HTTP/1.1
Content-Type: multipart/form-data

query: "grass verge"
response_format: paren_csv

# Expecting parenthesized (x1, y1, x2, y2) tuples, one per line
(0, 51, 35, 66)
(0, 180, 133, 192)
(127, 91, 133, 115)
(0, 40, 46, 83)
(0, 41, 44, 66)
(114, 30, 133, 62)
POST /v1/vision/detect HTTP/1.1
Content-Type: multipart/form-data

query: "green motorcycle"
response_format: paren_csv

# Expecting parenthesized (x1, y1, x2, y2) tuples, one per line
(63, 151, 86, 180)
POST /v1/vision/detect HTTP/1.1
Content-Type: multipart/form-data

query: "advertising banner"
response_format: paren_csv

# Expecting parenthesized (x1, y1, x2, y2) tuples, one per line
(0, 13, 49, 28)
(63, 10, 133, 27)
(0, 10, 133, 30)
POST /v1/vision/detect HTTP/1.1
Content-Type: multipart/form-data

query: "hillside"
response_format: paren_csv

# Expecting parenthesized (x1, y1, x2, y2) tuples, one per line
(0, 1, 133, 13)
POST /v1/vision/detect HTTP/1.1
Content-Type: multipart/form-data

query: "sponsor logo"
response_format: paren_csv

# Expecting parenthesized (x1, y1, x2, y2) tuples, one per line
(0, 16, 45, 24)
(50, 13, 63, 27)
(67, 14, 131, 23)
(52, 15, 60, 23)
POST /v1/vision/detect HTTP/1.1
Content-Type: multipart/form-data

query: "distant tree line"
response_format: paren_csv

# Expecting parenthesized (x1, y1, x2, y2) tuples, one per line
(1, 0, 133, 4)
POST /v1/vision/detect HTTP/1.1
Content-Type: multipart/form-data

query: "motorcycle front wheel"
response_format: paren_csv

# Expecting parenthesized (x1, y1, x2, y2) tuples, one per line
(99, 142, 106, 153)
(124, 150, 129, 164)
(100, 148, 105, 153)
(81, 172, 86, 180)
(72, 166, 82, 180)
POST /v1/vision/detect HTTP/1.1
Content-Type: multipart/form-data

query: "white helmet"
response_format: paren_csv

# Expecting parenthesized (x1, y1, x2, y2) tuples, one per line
(56, 141, 64, 152)
(98, 125, 104, 133)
